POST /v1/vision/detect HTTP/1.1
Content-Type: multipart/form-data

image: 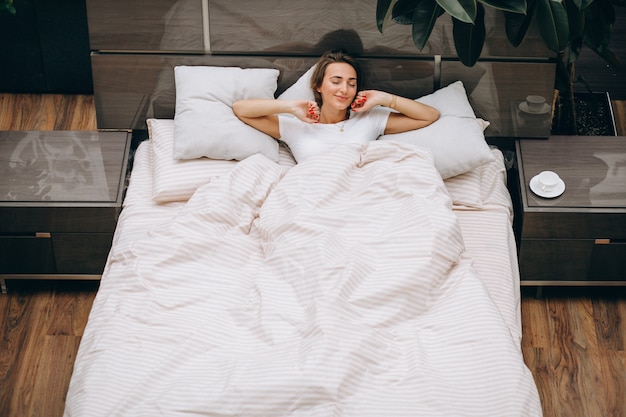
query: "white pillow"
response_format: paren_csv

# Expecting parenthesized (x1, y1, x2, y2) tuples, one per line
(380, 81, 495, 179)
(148, 118, 238, 203)
(277, 65, 316, 101)
(148, 119, 297, 203)
(415, 80, 477, 118)
(173, 66, 281, 161)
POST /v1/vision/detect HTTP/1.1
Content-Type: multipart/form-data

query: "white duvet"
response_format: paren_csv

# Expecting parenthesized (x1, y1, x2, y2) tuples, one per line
(65, 142, 541, 416)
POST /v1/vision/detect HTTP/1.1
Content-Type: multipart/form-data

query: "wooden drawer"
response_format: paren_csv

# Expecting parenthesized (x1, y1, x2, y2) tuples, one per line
(54, 233, 113, 274)
(0, 233, 113, 275)
(521, 211, 626, 240)
(0, 206, 120, 234)
(0, 234, 56, 274)
(520, 238, 626, 282)
(589, 239, 626, 280)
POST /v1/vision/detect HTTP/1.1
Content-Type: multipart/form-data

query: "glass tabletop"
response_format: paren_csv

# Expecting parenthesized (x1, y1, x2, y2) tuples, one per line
(0, 131, 129, 204)
(519, 136, 626, 209)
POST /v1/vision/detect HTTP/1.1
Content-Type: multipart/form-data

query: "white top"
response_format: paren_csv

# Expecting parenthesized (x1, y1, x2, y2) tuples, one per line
(278, 107, 390, 163)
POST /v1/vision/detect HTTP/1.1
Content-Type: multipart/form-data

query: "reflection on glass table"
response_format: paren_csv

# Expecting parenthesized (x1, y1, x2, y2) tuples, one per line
(510, 95, 552, 138)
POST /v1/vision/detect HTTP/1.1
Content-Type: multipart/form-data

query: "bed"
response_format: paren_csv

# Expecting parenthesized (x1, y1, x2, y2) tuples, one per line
(63, 65, 542, 416)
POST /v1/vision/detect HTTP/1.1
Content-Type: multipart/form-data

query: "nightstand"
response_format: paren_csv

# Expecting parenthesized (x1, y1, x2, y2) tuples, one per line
(515, 135, 626, 285)
(0, 130, 131, 292)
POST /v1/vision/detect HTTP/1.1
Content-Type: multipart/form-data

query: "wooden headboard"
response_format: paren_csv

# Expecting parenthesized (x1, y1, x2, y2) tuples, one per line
(86, 0, 556, 139)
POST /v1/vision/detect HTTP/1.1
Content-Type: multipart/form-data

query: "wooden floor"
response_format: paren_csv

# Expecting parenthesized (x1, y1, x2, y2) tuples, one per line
(1, 94, 625, 417)
(0, 94, 98, 417)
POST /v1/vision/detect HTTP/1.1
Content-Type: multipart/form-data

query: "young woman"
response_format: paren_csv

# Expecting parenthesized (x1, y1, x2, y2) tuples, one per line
(232, 50, 440, 163)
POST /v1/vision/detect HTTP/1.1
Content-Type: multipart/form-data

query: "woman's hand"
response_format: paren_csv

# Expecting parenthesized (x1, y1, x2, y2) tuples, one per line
(350, 90, 392, 113)
(291, 100, 320, 123)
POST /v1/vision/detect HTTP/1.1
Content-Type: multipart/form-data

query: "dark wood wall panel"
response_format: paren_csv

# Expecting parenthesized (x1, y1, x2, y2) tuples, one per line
(86, 0, 204, 52)
(85, 0, 553, 58)
(207, 0, 552, 58)
(87, 0, 558, 135)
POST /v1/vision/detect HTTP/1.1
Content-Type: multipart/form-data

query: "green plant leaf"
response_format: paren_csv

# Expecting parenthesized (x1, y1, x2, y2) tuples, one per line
(453, 3, 486, 65)
(569, 0, 582, 9)
(563, 0, 584, 39)
(535, 0, 570, 52)
(436, 0, 477, 23)
(583, 0, 614, 50)
(478, 0, 527, 13)
(411, 1, 446, 49)
(376, 0, 395, 32)
(0, 0, 16, 14)
(504, 0, 537, 46)
(392, 0, 419, 24)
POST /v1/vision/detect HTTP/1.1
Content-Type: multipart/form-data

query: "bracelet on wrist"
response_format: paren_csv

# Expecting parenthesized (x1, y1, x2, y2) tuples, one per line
(389, 95, 397, 109)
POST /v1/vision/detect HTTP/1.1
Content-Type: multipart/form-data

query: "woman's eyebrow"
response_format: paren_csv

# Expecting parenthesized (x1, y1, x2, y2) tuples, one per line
(329, 75, 357, 81)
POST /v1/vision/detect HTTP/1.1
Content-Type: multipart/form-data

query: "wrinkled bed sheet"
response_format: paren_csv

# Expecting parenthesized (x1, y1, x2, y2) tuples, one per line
(65, 142, 540, 416)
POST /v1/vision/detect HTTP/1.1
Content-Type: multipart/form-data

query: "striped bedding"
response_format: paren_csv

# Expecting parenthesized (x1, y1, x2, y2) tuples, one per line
(64, 140, 541, 416)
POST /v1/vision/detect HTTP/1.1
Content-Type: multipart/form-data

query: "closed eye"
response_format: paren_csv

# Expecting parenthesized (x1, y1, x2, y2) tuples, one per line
(330, 76, 357, 86)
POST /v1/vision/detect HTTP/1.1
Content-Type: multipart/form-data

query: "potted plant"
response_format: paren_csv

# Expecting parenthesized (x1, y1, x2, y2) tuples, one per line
(376, 0, 624, 135)
(1, 0, 15, 14)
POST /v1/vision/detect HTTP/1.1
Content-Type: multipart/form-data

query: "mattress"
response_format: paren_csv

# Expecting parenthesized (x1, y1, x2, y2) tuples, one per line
(64, 140, 540, 416)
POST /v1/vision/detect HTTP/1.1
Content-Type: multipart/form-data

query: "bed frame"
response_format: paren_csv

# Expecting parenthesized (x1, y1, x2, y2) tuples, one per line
(59, 4, 550, 415)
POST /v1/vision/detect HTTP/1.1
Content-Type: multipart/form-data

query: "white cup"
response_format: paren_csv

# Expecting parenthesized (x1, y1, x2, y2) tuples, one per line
(537, 170, 560, 192)
(526, 95, 546, 112)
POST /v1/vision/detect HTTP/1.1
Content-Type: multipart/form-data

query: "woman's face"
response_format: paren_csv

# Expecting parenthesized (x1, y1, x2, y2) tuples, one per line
(317, 62, 358, 111)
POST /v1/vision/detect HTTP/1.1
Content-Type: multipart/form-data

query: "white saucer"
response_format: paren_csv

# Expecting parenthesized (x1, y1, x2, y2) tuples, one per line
(519, 102, 551, 115)
(530, 175, 565, 198)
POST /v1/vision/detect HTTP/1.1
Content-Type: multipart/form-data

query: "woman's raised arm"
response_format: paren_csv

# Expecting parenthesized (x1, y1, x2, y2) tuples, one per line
(350, 90, 440, 135)
(232, 99, 319, 139)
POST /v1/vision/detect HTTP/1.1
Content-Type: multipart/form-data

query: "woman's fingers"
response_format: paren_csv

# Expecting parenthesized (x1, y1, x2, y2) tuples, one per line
(351, 92, 368, 111)
(307, 101, 320, 122)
